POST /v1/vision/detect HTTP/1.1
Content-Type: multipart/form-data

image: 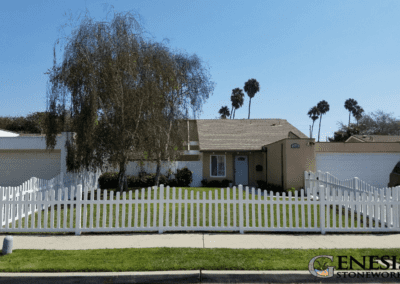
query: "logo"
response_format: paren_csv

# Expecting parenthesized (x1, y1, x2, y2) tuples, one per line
(309, 255, 400, 279)
(309, 255, 335, 278)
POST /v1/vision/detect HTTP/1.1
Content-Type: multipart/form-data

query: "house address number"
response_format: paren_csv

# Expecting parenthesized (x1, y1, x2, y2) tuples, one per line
(291, 143, 300, 149)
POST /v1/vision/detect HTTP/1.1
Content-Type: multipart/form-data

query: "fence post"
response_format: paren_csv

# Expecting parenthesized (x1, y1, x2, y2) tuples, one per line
(239, 184, 244, 234)
(354, 177, 358, 191)
(75, 184, 82, 236)
(159, 184, 164, 233)
(59, 172, 63, 201)
(320, 184, 326, 234)
(393, 187, 399, 231)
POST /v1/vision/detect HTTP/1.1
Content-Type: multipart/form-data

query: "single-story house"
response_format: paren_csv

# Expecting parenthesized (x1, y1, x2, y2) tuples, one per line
(1, 120, 400, 190)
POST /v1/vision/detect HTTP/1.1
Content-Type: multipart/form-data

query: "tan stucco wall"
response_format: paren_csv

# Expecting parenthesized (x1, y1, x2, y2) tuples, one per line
(265, 141, 283, 187)
(202, 151, 266, 187)
(283, 139, 316, 191)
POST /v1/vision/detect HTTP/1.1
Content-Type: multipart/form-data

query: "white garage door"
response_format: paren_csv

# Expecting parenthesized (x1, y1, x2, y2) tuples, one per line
(316, 153, 400, 189)
(0, 150, 61, 187)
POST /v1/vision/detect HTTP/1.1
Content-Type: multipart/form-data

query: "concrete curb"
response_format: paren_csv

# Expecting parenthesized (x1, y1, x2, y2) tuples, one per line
(1, 270, 400, 283)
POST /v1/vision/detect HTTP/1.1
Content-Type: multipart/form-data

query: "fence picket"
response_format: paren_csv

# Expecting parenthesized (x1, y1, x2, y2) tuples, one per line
(258, 188, 261, 228)
(245, 186, 249, 228)
(288, 191, 292, 228)
(239, 185, 243, 233)
(196, 191, 200, 228)
(128, 191, 132, 228)
(270, 190, 274, 228)
(185, 190, 188, 228)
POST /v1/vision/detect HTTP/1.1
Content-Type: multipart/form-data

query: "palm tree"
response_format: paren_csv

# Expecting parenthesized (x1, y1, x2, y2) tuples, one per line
(231, 88, 245, 119)
(244, 79, 260, 119)
(230, 92, 237, 119)
(352, 105, 364, 127)
(218, 106, 230, 119)
(307, 106, 320, 139)
(344, 98, 358, 128)
(316, 100, 330, 142)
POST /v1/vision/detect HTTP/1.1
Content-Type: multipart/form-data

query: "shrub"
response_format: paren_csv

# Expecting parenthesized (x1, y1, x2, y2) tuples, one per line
(286, 187, 296, 195)
(98, 172, 119, 190)
(167, 178, 178, 187)
(127, 175, 137, 187)
(158, 174, 168, 186)
(256, 180, 268, 190)
(208, 180, 222, 187)
(201, 179, 208, 187)
(266, 183, 285, 194)
(221, 179, 231, 187)
(175, 167, 193, 187)
(256, 181, 285, 194)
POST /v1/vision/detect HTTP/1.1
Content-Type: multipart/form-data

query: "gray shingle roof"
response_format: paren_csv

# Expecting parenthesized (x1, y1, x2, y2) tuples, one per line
(196, 119, 309, 151)
(347, 135, 400, 143)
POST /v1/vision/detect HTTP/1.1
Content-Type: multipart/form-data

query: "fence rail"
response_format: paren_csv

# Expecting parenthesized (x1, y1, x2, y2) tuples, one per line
(0, 180, 399, 235)
(0, 169, 101, 228)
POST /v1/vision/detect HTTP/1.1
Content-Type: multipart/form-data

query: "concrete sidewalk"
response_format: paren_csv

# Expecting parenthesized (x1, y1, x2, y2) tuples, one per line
(2, 232, 400, 250)
(1, 233, 400, 283)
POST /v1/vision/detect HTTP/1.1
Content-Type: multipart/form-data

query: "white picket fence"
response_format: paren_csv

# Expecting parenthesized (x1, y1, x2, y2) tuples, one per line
(0, 169, 101, 228)
(305, 170, 400, 232)
(0, 178, 399, 235)
(304, 170, 387, 196)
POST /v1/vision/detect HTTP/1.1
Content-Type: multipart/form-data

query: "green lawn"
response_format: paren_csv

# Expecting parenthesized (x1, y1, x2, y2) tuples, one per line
(0, 247, 399, 272)
(1, 186, 379, 234)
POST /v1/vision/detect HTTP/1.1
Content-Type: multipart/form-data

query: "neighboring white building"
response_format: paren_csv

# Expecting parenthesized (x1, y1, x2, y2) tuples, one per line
(0, 129, 20, 137)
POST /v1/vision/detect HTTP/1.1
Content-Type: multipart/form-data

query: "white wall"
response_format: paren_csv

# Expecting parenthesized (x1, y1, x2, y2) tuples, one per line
(0, 130, 20, 137)
(0, 150, 61, 187)
(316, 153, 400, 189)
(0, 132, 204, 188)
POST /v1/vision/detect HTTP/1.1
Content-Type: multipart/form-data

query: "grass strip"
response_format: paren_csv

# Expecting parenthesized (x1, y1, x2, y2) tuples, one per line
(0, 248, 399, 272)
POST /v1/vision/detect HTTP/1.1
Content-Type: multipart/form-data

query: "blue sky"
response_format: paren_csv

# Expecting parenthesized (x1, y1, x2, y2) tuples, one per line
(1, 0, 400, 142)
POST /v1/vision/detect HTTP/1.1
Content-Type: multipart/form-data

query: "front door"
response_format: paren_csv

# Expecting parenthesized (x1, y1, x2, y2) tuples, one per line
(235, 156, 248, 186)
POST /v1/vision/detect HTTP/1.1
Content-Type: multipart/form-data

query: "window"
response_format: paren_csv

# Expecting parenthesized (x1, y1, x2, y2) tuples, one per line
(210, 155, 225, 177)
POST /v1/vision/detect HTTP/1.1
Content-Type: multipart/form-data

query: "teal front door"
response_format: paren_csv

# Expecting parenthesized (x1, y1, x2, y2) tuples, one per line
(235, 156, 248, 185)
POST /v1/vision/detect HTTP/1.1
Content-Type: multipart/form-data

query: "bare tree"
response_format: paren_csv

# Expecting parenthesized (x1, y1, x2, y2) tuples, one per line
(328, 109, 400, 142)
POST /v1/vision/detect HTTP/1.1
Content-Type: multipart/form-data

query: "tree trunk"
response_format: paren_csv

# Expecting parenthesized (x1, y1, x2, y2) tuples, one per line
(117, 160, 128, 194)
(318, 116, 322, 142)
(155, 157, 162, 188)
(311, 121, 315, 138)
(248, 98, 252, 119)
(348, 111, 351, 128)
